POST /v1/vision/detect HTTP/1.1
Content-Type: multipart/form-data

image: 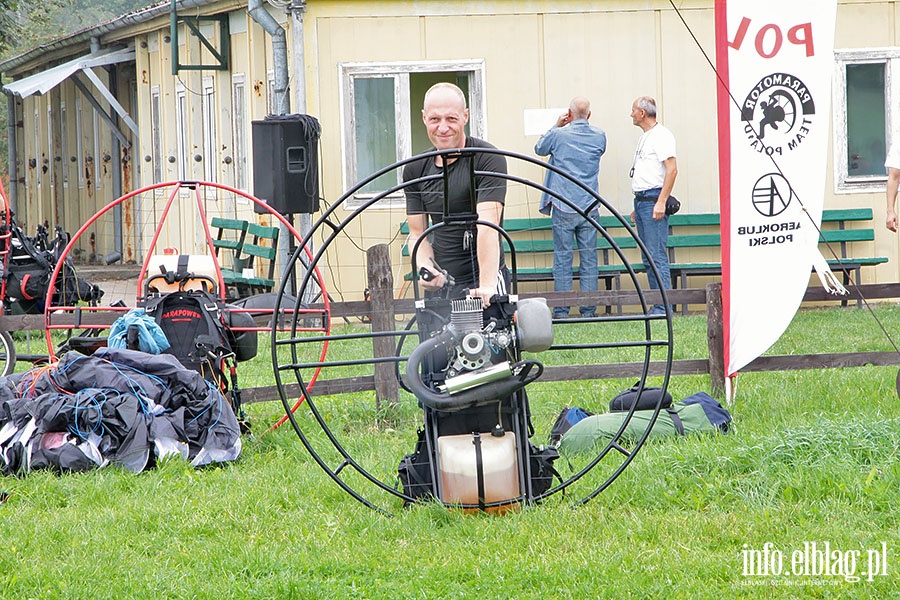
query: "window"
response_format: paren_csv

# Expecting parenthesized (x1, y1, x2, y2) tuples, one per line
(60, 101, 68, 188)
(175, 82, 188, 180)
(834, 48, 900, 193)
(202, 76, 218, 193)
(353, 76, 399, 195)
(150, 86, 162, 183)
(231, 74, 248, 191)
(339, 60, 486, 209)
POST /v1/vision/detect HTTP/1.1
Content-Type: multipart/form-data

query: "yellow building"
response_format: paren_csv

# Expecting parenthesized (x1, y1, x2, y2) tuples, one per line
(0, 0, 897, 302)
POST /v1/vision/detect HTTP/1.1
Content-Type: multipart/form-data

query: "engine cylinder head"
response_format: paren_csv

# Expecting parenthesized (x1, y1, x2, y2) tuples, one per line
(450, 297, 484, 334)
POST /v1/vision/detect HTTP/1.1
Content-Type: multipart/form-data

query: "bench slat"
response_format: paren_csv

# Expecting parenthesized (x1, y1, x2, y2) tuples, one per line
(820, 229, 874, 243)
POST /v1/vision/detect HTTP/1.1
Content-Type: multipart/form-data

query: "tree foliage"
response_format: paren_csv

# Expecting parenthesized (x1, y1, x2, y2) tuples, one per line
(1, 0, 152, 60)
(0, 1, 152, 180)
(0, 1, 19, 58)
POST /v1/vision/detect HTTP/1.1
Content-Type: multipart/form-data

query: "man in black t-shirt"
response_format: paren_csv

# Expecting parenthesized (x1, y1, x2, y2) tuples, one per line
(403, 83, 508, 306)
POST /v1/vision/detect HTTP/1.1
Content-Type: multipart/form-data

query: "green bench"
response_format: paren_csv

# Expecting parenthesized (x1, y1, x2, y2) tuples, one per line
(211, 218, 280, 299)
(666, 209, 888, 310)
(400, 216, 639, 295)
(498, 217, 637, 287)
(398, 208, 887, 310)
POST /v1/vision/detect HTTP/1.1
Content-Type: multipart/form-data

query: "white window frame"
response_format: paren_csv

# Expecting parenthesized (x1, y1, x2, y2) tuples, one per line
(338, 60, 486, 210)
(833, 47, 900, 194)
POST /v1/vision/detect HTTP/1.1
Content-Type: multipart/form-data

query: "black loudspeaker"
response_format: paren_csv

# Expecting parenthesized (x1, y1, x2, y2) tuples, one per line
(252, 114, 321, 214)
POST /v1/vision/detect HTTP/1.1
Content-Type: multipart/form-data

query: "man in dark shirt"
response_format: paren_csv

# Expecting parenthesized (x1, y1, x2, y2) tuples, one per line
(403, 82, 508, 306)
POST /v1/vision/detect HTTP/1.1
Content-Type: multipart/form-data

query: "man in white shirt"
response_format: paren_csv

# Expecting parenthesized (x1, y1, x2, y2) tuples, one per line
(629, 96, 678, 316)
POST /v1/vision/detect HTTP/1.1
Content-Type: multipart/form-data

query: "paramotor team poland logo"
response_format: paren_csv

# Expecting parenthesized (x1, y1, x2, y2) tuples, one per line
(741, 72, 814, 218)
(741, 72, 816, 155)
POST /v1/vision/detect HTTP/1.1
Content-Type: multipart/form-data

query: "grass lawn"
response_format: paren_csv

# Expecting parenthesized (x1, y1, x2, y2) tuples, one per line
(1, 305, 899, 599)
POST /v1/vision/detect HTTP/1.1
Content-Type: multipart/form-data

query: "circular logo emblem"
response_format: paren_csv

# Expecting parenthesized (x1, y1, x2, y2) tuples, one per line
(752, 173, 794, 217)
(741, 73, 816, 153)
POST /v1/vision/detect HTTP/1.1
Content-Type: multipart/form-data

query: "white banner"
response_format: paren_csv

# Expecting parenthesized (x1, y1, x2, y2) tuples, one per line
(715, 0, 839, 376)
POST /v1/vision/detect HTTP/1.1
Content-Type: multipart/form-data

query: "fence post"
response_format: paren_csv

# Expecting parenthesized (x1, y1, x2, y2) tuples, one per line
(706, 282, 725, 398)
(366, 244, 399, 411)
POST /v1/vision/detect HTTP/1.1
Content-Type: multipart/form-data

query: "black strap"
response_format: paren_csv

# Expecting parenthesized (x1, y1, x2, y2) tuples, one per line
(177, 254, 190, 278)
(545, 461, 564, 495)
(473, 432, 486, 511)
(667, 408, 685, 435)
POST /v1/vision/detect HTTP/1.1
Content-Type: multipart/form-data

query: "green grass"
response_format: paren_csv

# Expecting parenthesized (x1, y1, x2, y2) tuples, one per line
(2, 305, 900, 598)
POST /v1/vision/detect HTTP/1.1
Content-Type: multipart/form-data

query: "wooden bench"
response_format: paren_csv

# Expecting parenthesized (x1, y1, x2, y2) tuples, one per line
(666, 209, 889, 311)
(400, 216, 639, 294)
(211, 218, 280, 299)
(398, 208, 887, 311)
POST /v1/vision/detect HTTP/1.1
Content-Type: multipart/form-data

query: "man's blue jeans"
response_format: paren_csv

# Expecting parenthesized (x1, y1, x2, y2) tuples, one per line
(633, 196, 671, 311)
(551, 209, 599, 317)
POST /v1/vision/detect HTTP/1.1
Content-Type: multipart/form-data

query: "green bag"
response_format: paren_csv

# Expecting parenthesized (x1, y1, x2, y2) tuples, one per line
(559, 392, 731, 454)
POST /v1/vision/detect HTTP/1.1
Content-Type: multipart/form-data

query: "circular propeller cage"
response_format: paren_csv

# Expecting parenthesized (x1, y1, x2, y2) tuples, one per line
(272, 148, 674, 515)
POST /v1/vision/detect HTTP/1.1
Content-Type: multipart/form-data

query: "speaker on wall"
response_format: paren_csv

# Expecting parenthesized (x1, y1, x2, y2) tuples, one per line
(252, 114, 321, 214)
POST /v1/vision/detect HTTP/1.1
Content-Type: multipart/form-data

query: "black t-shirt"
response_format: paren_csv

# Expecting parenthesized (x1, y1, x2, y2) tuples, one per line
(403, 137, 507, 287)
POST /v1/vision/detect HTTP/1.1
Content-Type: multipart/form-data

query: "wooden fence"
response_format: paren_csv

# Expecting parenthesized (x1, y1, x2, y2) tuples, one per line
(3, 279, 899, 403)
(244, 280, 900, 403)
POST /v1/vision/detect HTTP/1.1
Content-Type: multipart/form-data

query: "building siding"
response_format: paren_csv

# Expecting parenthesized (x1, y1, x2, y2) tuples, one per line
(0, 0, 897, 297)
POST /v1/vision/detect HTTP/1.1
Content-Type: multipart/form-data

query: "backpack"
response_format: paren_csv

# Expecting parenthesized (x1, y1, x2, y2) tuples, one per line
(397, 428, 434, 503)
(144, 289, 233, 383)
(609, 382, 673, 412)
(548, 406, 594, 445)
(528, 443, 561, 496)
(558, 392, 733, 454)
(3, 218, 101, 314)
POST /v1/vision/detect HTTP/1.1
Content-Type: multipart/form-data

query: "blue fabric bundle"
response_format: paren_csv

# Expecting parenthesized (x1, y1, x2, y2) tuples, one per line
(108, 308, 170, 354)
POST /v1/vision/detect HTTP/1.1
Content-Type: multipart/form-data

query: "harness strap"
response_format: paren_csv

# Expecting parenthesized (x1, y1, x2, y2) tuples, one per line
(667, 407, 685, 435)
(473, 432, 486, 511)
(177, 254, 190, 277)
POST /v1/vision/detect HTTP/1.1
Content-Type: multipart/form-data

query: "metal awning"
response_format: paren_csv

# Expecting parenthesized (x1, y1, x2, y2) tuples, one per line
(2, 46, 138, 142)
(3, 46, 134, 97)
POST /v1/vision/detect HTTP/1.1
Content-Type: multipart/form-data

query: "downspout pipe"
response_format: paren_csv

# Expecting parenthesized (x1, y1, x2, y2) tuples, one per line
(251, 0, 294, 294)
(288, 0, 309, 299)
(290, 1, 307, 114)
(3, 87, 18, 213)
(248, 0, 289, 116)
